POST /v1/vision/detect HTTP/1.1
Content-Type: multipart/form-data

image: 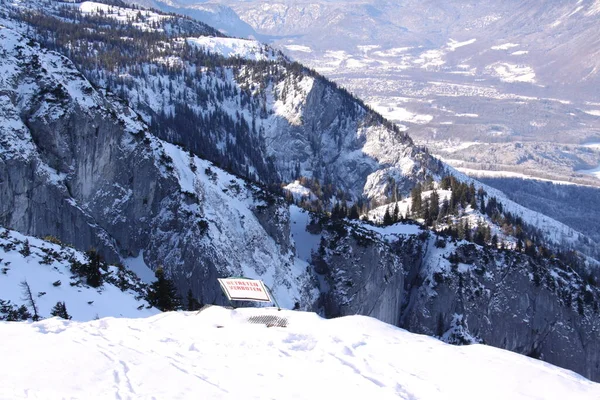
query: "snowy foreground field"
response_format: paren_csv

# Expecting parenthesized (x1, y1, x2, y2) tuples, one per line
(1, 307, 599, 400)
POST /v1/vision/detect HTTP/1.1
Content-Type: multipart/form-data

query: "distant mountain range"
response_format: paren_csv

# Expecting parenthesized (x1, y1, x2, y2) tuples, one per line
(146, 0, 600, 179)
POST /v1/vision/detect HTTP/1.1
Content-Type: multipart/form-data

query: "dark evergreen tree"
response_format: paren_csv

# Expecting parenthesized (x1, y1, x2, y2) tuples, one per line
(423, 198, 432, 226)
(474, 221, 485, 245)
(491, 234, 499, 249)
(348, 204, 360, 220)
(50, 301, 72, 320)
(147, 267, 183, 311)
(463, 220, 471, 242)
(20, 239, 31, 257)
(80, 249, 104, 288)
(186, 288, 202, 311)
(429, 190, 440, 222)
(331, 202, 342, 220)
(483, 225, 492, 245)
(383, 206, 393, 226)
(0, 300, 32, 321)
(516, 239, 524, 252)
(410, 184, 423, 218)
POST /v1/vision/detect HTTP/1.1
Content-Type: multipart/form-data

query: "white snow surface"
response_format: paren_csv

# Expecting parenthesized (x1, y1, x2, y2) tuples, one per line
(0, 229, 158, 321)
(284, 44, 313, 53)
(576, 164, 600, 179)
(123, 250, 156, 284)
(486, 62, 536, 83)
(1, 307, 599, 400)
(78, 1, 171, 32)
(289, 205, 321, 263)
(491, 43, 520, 50)
(283, 181, 315, 202)
(370, 102, 433, 124)
(186, 37, 276, 61)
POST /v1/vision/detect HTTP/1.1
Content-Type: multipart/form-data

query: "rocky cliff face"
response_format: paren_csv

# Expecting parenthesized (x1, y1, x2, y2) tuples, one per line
(404, 242, 600, 381)
(311, 220, 406, 323)
(0, 26, 317, 310)
(257, 70, 442, 202)
(312, 217, 600, 381)
(9, 0, 443, 205)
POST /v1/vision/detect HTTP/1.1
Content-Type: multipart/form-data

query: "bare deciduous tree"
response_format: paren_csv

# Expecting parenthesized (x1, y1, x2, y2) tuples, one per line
(20, 280, 40, 321)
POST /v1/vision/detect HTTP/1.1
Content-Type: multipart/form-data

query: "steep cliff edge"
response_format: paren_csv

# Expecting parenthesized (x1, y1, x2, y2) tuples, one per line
(0, 26, 317, 309)
(310, 216, 600, 381)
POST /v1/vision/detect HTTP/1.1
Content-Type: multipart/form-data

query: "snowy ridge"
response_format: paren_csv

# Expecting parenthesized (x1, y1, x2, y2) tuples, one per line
(449, 167, 589, 247)
(0, 228, 158, 321)
(0, 26, 101, 117)
(187, 37, 279, 61)
(1, 307, 598, 399)
(77, 1, 172, 32)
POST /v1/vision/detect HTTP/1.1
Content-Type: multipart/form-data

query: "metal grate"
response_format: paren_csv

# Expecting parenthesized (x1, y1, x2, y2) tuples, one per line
(247, 315, 288, 328)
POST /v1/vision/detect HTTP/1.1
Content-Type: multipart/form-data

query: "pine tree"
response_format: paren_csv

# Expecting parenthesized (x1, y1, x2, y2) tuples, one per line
(147, 267, 183, 311)
(383, 206, 393, 226)
(186, 288, 202, 311)
(410, 184, 422, 218)
(83, 249, 104, 288)
(50, 301, 72, 320)
(392, 202, 399, 223)
(348, 204, 360, 220)
(463, 220, 471, 242)
(429, 190, 440, 222)
(491, 234, 499, 249)
(20, 239, 31, 257)
(331, 202, 342, 219)
(0, 300, 31, 321)
(484, 225, 492, 245)
(474, 220, 485, 245)
(423, 198, 432, 226)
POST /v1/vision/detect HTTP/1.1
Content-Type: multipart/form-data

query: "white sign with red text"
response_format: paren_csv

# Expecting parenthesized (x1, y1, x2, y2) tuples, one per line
(217, 278, 272, 302)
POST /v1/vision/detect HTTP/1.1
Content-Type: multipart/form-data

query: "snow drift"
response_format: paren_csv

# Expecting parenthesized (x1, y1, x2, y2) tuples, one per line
(1, 306, 599, 399)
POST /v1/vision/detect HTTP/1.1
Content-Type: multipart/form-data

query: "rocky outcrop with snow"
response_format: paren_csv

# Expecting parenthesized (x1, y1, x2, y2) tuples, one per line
(305, 216, 600, 381)
(0, 25, 316, 310)
(5, 0, 442, 205)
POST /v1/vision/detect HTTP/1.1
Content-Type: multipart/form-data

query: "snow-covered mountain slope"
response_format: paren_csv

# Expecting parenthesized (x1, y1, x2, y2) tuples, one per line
(25, 0, 600, 260)
(0, 228, 158, 321)
(71, 0, 221, 35)
(186, 36, 280, 60)
(0, 22, 317, 310)
(4, 0, 443, 204)
(0, 307, 600, 400)
(1, 307, 599, 400)
(52, 0, 600, 257)
(305, 213, 600, 381)
(126, 0, 259, 37)
(210, 0, 600, 190)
